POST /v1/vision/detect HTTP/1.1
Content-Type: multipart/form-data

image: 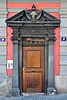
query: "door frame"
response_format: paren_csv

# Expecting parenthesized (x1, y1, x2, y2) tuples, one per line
(19, 37, 48, 94)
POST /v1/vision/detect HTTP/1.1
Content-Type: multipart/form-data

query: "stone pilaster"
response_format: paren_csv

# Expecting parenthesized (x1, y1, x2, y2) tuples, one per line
(11, 27, 20, 96)
(45, 37, 48, 93)
(47, 35, 56, 95)
(19, 39, 22, 95)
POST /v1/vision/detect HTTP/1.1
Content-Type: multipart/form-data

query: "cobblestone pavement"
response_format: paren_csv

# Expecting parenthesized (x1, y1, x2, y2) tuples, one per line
(0, 94, 67, 100)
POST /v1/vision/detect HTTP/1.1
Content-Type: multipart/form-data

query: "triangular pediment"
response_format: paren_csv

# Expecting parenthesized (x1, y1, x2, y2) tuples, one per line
(6, 4, 60, 26)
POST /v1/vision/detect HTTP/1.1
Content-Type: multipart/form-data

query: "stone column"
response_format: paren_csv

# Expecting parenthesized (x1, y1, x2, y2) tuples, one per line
(19, 39, 22, 95)
(11, 27, 20, 96)
(47, 35, 56, 95)
(45, 37, 48, 93)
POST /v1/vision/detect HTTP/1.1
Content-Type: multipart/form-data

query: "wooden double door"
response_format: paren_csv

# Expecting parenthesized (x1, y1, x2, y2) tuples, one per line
(22, 46, 45, 92)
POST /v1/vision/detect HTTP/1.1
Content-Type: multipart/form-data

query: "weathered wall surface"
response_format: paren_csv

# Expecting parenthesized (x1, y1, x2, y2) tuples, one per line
(55, 0, 67, 93)
(0, 0, 6, 85)
(0, 0, 11, 96)
(0, 76, 12, 96)
(55, 76, 67, 93)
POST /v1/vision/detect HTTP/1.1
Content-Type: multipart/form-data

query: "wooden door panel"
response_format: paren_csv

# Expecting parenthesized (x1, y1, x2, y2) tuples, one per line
(26, 72, 42, 92)
(22, 47, 44, 92)
(27, 50, 40, 68)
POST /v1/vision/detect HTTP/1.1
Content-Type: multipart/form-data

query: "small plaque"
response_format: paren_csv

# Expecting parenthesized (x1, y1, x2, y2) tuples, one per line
(7, 60, 13, 69)
(0, 38, 6, 42)
(61, 37, 66, 41)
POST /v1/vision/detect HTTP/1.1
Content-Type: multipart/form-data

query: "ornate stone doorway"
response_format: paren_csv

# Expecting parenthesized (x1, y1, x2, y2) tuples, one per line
(6, 5, 60, 96)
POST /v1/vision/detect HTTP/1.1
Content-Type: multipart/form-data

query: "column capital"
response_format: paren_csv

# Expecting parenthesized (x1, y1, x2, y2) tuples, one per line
(11, 26, 21, 44)
(45, 37, 49, 45)
(10, 27, 21, 44)
(12, 27, 19, 33)
(11, 36, 21, 44)
(48, 35, 56, 44)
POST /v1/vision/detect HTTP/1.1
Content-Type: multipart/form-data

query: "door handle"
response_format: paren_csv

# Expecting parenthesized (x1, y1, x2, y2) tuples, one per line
(23, 68, 25, 71)
(32, 69, 35, 72)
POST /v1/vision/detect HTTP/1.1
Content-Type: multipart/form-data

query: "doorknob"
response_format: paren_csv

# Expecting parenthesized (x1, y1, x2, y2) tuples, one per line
(32, 69, 35, 72)
(23, 68, 25, 71)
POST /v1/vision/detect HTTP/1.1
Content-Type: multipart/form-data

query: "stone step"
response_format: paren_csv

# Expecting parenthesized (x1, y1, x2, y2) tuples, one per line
(0, 94, 67, 100)
(22, 92, 45, 96)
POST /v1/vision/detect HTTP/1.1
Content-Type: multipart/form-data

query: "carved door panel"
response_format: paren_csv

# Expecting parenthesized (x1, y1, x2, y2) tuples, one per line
(22, 47, 45, 92)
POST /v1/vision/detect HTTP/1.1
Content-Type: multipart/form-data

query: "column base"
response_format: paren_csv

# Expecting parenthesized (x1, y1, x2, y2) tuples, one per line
(10, 88, 20, 96)
(47, 87, 57, 95)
